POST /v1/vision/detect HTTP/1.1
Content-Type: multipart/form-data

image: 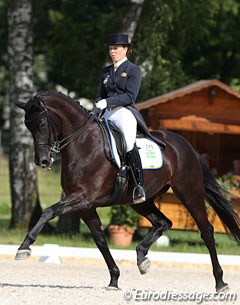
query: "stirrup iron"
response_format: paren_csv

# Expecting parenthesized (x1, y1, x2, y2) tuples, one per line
(133, 185, 146, 204)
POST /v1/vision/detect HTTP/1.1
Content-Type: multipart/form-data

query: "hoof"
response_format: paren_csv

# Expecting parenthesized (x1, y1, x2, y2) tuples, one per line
(15, 249, 31, 260)
(138, 258, 151, 274)
(216, 283, 229, 293)
(106, 286, 119, 291)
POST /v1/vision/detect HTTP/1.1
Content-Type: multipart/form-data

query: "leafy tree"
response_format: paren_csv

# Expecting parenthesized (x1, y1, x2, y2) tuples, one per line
(32, 0, 129, 99)
(182, 1, 240, 85)
(133, 0, 240, 101)
(133, 0, 215, 100)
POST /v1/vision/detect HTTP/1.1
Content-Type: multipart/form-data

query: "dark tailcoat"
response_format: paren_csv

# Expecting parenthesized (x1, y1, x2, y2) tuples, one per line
(96, 60, 165, 148)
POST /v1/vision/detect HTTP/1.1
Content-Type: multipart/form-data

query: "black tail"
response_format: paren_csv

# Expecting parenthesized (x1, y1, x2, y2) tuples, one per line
(196, 152, 240, 243)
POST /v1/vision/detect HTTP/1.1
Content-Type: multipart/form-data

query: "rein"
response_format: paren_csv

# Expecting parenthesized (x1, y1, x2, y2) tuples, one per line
(51, 115, 94, 153)
(28, 96, 94, 154)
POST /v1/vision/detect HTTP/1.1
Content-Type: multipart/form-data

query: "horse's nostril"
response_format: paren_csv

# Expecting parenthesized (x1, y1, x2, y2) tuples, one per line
(41, 159, 50, 169)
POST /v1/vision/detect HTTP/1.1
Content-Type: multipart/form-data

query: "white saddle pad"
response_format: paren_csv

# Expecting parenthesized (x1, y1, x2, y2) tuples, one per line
(136, 138, 163, 169)
(109, 132, 163, 170)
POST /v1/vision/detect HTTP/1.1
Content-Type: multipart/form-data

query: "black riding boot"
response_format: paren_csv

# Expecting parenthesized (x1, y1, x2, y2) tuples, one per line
(127, 144, 146, 204)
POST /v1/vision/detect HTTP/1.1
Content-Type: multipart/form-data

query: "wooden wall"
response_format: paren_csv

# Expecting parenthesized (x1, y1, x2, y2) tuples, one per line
(175, 131, 240, 175)
(139, 190, 240, 232)
(148, 88, 240, 125)
(138, 82, 240, 232)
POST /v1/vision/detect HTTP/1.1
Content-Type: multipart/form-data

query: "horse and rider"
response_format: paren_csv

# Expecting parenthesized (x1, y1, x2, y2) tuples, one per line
(14, 33, 240, 292)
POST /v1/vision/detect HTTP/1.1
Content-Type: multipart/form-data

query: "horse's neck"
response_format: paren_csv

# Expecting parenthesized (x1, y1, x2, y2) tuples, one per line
(48, 99, 89, 137)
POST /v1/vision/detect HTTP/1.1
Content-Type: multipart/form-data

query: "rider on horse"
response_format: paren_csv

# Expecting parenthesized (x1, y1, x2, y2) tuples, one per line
(95, 33, 165, 204)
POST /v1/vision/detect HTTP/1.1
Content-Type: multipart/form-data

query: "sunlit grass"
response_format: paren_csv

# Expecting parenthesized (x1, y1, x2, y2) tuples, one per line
(0, 155, 62, 210)
(0, 222, 238, 255)
(37, 161, 62, 209)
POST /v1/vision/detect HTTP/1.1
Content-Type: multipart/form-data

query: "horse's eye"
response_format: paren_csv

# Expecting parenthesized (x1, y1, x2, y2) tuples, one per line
(39, 121, 46, 129)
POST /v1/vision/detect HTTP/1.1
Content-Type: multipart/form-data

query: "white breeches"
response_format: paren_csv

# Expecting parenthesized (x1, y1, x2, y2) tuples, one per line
(102, 107, 137, 152)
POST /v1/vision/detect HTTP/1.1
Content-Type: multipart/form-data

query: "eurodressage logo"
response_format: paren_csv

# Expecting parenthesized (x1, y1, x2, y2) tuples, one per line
(123, 289, 237, 303)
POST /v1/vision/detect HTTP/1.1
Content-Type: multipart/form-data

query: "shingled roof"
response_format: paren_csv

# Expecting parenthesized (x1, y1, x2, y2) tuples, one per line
(137, 80, 240, 110)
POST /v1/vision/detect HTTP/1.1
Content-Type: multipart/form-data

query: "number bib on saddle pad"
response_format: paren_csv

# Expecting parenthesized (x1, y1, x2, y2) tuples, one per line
(136, 138, 163, 169)
(109, 131, 163, 170)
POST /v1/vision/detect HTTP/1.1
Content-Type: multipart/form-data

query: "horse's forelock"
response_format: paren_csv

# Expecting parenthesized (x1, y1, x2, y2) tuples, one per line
(24, 96, 46, 128)
(25, 97, 41, 115)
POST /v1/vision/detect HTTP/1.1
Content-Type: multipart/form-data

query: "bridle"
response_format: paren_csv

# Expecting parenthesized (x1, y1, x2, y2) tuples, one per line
(25, 96, 94, 154)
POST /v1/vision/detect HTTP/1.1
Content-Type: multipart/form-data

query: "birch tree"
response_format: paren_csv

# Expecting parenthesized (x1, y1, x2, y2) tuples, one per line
(120, 0, 144, 41)
(8, 0, 39, 228)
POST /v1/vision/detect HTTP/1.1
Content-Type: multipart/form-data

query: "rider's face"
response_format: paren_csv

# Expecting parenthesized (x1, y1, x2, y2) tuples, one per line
(109, 45, 128, 63)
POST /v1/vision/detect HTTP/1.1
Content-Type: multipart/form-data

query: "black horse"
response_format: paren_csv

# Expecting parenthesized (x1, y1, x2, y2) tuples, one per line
(15, 91, 240, 292)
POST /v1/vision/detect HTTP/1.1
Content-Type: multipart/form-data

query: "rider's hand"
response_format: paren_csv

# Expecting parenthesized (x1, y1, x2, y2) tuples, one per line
(95, 99, 107, 110)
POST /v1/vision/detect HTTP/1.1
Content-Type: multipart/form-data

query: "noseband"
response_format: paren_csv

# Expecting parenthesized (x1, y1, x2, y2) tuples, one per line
(25, 96, 94, 154)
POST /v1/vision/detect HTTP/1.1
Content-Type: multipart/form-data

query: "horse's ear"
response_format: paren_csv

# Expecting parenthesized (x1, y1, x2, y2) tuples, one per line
(14, 100, 26, 110)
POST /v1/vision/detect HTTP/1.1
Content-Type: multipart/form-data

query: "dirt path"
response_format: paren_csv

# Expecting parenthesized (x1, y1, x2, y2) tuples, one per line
(0, 258, 239, 305)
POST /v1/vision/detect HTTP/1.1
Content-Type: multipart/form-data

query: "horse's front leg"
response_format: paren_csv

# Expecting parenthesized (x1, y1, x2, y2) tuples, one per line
(15, 193, 80, 259)
(81, 209, 120, 290)
(15, 203, 59, 260)
(15, 193, 85, 259)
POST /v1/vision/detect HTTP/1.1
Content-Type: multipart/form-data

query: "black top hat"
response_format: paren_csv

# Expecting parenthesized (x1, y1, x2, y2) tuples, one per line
(107, 33, 131, 46)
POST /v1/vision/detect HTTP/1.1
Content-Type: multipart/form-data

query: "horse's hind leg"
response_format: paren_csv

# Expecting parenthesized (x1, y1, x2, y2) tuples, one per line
(80, 209, 120, 290)
(131, 200, 172, 274)
(172, 186, 228, 292)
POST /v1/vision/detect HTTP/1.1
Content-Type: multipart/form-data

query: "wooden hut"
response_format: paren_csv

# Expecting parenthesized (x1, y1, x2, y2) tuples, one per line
(137, 80, 240, 231)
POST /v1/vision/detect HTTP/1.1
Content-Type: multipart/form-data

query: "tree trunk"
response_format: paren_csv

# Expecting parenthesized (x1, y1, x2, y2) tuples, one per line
(8, 0, 39, 229)
(121, 0, 144, 41)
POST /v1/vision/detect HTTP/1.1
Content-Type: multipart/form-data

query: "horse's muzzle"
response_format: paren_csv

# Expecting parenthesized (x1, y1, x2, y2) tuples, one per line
(35, 156, 54, 170)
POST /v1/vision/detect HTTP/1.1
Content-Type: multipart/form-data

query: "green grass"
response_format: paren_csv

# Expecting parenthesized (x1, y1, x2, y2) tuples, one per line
(0, 155, 239, 255)
(0, 156, 11, 208)
(0, 221, 238, 255)
(38, 164, 62, 209)
(0, 156, 62, 210)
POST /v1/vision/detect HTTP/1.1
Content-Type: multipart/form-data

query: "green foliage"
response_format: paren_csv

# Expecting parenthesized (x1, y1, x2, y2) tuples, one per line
(181, 1, 240, 84)
(0, 155, 62, 216)
(133, 0, 192, 100)
(0, 218, 238, 254)
(2, 0, 240, 104)
(109, 205, 140, 228)
(33, 0, 128, 99)
(133, 0, 240, 101)
(218, 175, 240, 190)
